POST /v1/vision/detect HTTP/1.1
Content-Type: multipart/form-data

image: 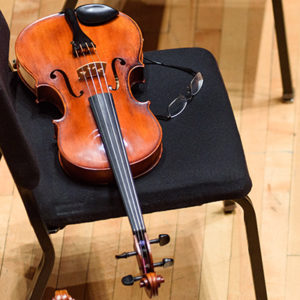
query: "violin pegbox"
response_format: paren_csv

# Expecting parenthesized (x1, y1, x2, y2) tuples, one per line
(116, 234, 174, 298)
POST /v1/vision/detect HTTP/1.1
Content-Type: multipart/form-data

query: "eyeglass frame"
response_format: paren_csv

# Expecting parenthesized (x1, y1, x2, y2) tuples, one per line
(144, 57, 204, 121)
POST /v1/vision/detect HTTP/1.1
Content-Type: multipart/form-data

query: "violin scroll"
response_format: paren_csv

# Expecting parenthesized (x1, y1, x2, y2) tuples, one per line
(117, 233, 174, 298)
(140, 273, 164, 297)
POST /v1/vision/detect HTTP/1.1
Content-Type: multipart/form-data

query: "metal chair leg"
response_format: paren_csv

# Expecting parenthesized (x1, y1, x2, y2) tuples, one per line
(272, 0, 294, 102)
(27, 249, 55, 300)
(18, 188, 55, 300)
(223, 200, 236, 213)
(233, 196, 268, 300)
(62, 0, 78, 11)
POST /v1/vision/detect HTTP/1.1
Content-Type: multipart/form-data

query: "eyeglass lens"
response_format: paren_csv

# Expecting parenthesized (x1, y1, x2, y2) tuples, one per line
(168, 95, 187, 118)
(190, 72, 203, 96)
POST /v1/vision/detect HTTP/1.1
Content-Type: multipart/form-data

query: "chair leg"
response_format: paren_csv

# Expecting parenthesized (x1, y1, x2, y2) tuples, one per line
(233, 196, 268, 300)
(27, 248, 55, 300)
(271, 0, 294, 102)
(223, 200, 236, 213)
(62, 0, 78, 11)
(18, 188, 55, 300)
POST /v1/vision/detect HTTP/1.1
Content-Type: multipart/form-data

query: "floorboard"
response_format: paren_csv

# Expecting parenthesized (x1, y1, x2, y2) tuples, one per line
(0, 0, 299, 299)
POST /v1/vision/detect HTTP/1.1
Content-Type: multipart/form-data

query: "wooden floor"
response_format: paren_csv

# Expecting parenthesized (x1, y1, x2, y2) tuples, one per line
(0, 0, 300, 299)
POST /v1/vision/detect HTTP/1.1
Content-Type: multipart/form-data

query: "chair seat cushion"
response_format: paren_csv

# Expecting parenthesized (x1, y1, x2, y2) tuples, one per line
(14, 48, 252, 228)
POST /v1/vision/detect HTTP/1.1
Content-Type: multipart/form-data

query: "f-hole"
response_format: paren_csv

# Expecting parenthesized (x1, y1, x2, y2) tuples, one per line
(110, 58, 126, 91)
(50, 69, 84, 98)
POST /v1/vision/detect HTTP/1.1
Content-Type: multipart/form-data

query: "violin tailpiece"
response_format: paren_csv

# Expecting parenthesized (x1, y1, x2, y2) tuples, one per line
(64, 8, 95, 56)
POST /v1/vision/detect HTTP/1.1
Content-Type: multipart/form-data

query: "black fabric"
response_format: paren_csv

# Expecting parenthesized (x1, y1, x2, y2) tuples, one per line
(5, 47, 251, 228)
(0, 12, 40, 189)
(0, 10, 251, 227)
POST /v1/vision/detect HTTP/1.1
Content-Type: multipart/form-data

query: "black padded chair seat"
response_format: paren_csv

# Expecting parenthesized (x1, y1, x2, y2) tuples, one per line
(13, 48, 251, 228)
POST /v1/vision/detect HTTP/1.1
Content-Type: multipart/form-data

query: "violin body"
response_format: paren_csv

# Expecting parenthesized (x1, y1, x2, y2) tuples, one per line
(15, 10, 162, 184)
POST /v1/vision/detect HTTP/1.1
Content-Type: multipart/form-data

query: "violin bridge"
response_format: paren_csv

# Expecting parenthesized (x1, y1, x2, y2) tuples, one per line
(77, 62, 107, 80)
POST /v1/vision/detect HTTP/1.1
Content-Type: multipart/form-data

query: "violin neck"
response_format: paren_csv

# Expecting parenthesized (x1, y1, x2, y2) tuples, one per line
(89, 92, 146, 234)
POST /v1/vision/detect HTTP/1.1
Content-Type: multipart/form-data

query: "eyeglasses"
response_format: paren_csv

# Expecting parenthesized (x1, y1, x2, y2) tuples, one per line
(156, 72, 203, 120)
(143, 57, 204, 121)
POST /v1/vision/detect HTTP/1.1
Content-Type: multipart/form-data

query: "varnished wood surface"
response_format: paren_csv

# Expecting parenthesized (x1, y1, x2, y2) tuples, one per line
(15, 10, 162, 184)
(0, 0, 300, 299)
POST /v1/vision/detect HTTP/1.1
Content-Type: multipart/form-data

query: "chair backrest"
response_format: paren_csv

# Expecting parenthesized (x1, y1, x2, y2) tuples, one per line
(0, 11, 40, 189)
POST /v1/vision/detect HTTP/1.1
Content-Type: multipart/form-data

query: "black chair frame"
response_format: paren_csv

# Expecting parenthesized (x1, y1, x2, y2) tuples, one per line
(272, 0, 294, 102)
(22, 189, 267, 299)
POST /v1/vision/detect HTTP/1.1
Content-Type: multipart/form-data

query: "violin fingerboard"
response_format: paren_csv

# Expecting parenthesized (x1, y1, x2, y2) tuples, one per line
(89, 93, 146, 233)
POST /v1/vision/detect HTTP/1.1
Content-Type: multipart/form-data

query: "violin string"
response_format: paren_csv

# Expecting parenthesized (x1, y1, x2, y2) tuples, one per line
(89, 44, 146, 237)
(86, 43, 105, 92)
(81, 43, 144, 240)
(75, 49, 142, 233)
(91, 45, 146, 238)
(76, 46, 144, 242)
(91, 44, 110, 94)
(74, 49, 93, 97)
(79, 44, 101, 96)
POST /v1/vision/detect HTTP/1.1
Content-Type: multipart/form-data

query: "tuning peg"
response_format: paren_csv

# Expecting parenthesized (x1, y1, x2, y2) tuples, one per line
(115, 250, 137, 259)
(153, 258, 174, 268)
(150, 234, 170, 246)
(121, 275, 143, 286)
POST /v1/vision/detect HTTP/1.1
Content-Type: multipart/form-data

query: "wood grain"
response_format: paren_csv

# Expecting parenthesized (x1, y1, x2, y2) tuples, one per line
(0, 0, 300, 299)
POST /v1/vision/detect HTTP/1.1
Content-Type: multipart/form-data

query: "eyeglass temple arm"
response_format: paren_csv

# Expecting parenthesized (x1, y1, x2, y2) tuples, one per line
(143, 57, 197, 76)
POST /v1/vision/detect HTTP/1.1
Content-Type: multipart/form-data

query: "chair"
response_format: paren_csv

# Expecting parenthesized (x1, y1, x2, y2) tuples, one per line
(0, 6, 267, 300)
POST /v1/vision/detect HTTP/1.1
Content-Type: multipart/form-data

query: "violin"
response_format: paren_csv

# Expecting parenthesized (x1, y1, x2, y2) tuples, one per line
(15, 4, 173, 297)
